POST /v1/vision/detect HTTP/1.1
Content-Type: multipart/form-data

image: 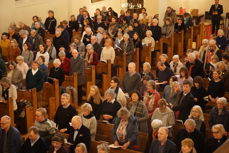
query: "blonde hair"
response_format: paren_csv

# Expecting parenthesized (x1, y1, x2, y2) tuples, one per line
(61, 93, 70, 102)
(143, 62, 151, 72)
(36, 107, 47, 117)
(189, 105, 204, 121)
(81, 103, 93, 112)
(117, 107, 130, 118)
(212, 124, 227, 136)
(181, 138, 195, 148)
(87, 85, 102, 104)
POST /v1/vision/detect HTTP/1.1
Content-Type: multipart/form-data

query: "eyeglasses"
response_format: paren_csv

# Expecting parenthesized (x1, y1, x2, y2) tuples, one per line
(212, 131, 219, 134)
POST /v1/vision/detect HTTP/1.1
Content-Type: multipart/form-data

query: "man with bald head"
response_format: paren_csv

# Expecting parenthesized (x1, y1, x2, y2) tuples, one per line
(68, 116, 91, 153)
(149, 127, 177, 153)
(0, 115, 22, 153)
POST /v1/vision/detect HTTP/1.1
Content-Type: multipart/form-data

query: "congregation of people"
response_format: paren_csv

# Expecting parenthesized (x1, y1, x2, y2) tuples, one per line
(1, 0, 229, 153)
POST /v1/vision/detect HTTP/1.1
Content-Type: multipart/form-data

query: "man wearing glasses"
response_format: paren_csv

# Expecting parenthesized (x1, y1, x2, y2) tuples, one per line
(0, 115, 22, 153)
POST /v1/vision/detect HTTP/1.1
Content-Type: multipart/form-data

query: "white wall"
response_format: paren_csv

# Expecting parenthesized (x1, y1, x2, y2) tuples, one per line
(0, 0, 228, 34)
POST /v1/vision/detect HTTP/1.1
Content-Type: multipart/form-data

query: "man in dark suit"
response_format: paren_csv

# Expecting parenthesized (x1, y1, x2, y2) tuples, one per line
(209, 0, 223, 34)
(172, 79, 195, 122)
(68, 116, 91, 153)
(149, 127, 177, 153)
(18, 29, 33, 51)
(30, 29, 44, 52)
(20, 126, 47, 153)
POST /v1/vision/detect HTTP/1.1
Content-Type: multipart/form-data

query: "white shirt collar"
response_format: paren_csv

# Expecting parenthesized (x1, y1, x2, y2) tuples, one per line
(32, 68, 38, 75)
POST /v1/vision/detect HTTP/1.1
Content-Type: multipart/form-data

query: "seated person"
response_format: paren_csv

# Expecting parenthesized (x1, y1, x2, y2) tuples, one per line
(149, 127, 177, 153)
(188, 105, 206, 137)
(141, 62, 155, 80)
(84, 44, 98, 66)
(34, 108, 56, 146)
(169, 55, 184, 75)
(127, 90, 148, 133)
(97, 143, 110, 153)
(143, 80, 161, 117)
(80, 103, 97, 140)
(54, 93, 78, 133)
(68, 116, 91, 153)
(0, 77, 17, 111)
(177, 67, 193, 88)
(180, 138, 197, 153)
(142, 30, 155, 49)
(205, 124, 228, 153)
(209, 97, 229, 132)
(86, 85, 103, 119)
(108, 76, 126, 107)
(35, 44, 50, 66)
(7, 61, 23, 89)
(172, 80, 195, 122)
(74, 143, 88, 153)
(101, 89, 121, 123)
(112, 107, 138, 149)
(174, 17, 185, 32)
(48, 133, 67, 153)
(49, 59, 65, 86)
(58, 51, 70, 75)
(20, 126, 48, 153)
(174, 119, 204, 153)
(122, 62, 141, 96)
(152, 99, 175, 128)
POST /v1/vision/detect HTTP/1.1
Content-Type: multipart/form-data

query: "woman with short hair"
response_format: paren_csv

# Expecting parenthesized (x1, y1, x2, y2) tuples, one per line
(80, 103, 97, 140)
(141, 62, 154, 80)
(7, 61, 23, 89)
(45, 38, 56, 61)
(58, 51, 70, 75)
(180, 138, 197, 153)
(35, 43, 50, 66)
(21, 42, 34, 66)
(49, 59, 65, 86)
(112, 107, 138, 149)
(97, 143, 110, 153)
(16, 55, 29, 79)
(75, 143, 88, 153)
(48, 133, 67, 153)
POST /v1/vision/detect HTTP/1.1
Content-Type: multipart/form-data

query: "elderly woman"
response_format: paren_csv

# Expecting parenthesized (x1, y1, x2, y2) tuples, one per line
(16, 55, 29, 79)
(141, 62, 155, 80)
(108, 17, 119, 38)
(112, 107, 138, 150)
(100, 38, 115, 64)
(180, 138, 197, 153)
(54, 93, 78, 133)
(119, 33, 134, 65)
(209, 97, 229, 131)
(35, 44, 50, 66)
(80, 103, 97, 140)
(21, 42, 34, 66)
(7, 61, 23, 89)
(142, 30, 155, 50)
(188, 105, 206, 137)
(108, 76, 126, 107)
(0, 77, 17, 111)
(49, 59, 65, 86)
(97, 143, 110, 153)
(143, 80, 161, 117)
(86, 85, 103, 119)
(170, 55, 184, 75)
(101, 89, 121, 123)
(48, 133, 67, 153)
(84, 44, 98, 67)
(114, 32, 123, 47)
(198, 39, 209, 62)
(75, 143, 88, 153)
(152, 99, 175, 128)
(58, 51, 70, 75)
(127, 90, 148, 133)
(216, 29, 228, 51)
(205, 124, 228, 153)
(45, 38, 57, 61)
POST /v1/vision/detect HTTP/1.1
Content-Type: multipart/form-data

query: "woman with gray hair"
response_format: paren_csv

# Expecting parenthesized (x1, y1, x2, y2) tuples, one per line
(48, 58, 65, 86)
(100, 89, 121, 123)
(97, 143, 110, 153)
(119, 33, 134, 65)
(75, 143, 87, 153)
(198, 39, 209, 62)
(16, 55, 29, 79)
(84, 44, 98, 67)
(58, 50, 70, 75)
(80, 103, 97, 140)
(112, 107, 138, 149)
(18, 29, 33, 51)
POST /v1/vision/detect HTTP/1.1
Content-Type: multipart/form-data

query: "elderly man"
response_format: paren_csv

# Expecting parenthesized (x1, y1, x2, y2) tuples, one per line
(34, 21, 46, 40)
(53, 28, 69, 55)
(34, 108, 56, 146)
(149, 127, 177, 153)
(0, 115, 22, 153)
(185, 52, 204, 78)
(174, 119, 204, 153)
(122, 62, 141, 96)
(20, 126, 47, 153)
(30, 29, 43, 52)
(209, 97, 229, 131)
(18, 29, 33, 51)
(148, 18, 162, 42)
(68, 116, 91, 153)
(70, 49, 85, 104)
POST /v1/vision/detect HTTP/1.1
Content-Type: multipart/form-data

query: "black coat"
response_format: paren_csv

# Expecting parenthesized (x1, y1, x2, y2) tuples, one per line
(68, 125, 91, 153)
(208, 79, 225, 98)
(44, 17, 57, 34)
(191, 87, 208, 111)
(69, 21, 79, 32)
(101, 100, 121, 123)
(174, 23, 185, 32)
(70, 56, 85, 86)
(18, 36, 33, 51)
(93, 42, 102, 58)
(173, 92, 195, 122)
(31, 34, 43, 52)
(26, 69, 44, 92)
(204, 136, 228, 153)
(49, 67, 65, 86)
(86, 99, 102, 120)
(53, 34, 69, 55)
(209, 107, 229, 131)
(149, 139, 177, 153)
(122, 72, 141, 94)
(148, 25, 162, 41)
(48, 146, 67, 153)
(93, 21, 107, 32)
(174, 128, 204, 153)
(186, 59, 205, 78)
(20, 137, 47, 153)
(209, 4, 223, 20)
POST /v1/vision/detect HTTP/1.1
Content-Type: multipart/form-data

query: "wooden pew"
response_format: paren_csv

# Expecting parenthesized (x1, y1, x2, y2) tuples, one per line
(95, 60, 112, 94)
(154, 39, 163, 66)
(173, 31, 184, 58)
(114, 50, 127, 84)
(0, 98, 14, 124)
(193, 24, 201, 49)
(62, 72, 78, 108)
(141, 44, 152, 66)
(184, 27, 194, 50)
(133, 48, 140, 72)
(161, 36, 174, 61)
(83, 66, 96, 100)
(42, 79, 60, 119)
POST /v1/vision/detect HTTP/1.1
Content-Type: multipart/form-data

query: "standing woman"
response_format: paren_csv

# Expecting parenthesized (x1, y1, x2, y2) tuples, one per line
(21, 42, 34, 66)
(86, 85, 103, 119)
(127, 90, 148, 133)
(100, 38, 115, 64)
(49, 59, 65, 86)
(16, 55, 29, 80)
(177, 67, 193, 88)
(0, 32, 10, 61)
(35, 44, 50, 66)
(119, 33, 134, 65)
(8, 39, 20, 62)
(7, 61, 23, 89)
(58, 51, 70, 75)
(141, 62, 154, 80)
(45, 38, 56, 62)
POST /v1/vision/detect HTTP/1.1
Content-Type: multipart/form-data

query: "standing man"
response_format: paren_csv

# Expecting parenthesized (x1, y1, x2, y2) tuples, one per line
(209, 0, 223, 34)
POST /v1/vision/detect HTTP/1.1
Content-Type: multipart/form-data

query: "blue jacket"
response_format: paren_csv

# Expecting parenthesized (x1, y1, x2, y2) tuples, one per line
(0, 126, 22, 153)
(149, 139, 177, 153)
